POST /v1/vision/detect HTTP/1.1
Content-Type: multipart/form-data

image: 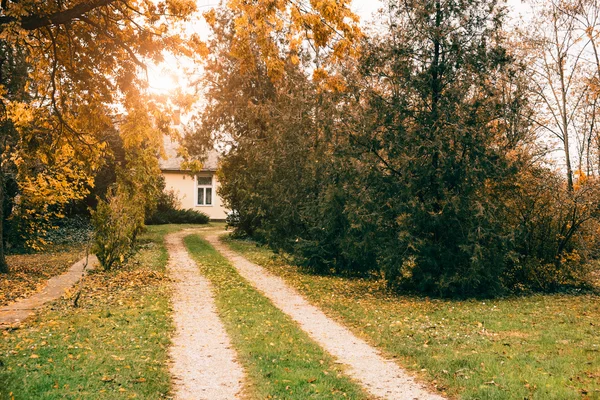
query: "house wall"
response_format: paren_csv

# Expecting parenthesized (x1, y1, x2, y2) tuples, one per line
(161, 170, 228, 220)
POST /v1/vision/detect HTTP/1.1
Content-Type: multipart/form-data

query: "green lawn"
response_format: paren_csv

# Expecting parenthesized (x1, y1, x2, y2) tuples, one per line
(226, 237, 600, 400)
(5, 224, 595, 399)
(0, 224, 201, 400)
(184, 233, 371, 399)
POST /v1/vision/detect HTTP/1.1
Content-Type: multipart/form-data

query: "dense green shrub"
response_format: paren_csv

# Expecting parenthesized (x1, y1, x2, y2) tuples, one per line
(4, 211, 93, 254)
(92, 186, 145, 270)
(44, 216, 94, 247)
(145, 189, 209, 225)
(146, 208, 209, 225)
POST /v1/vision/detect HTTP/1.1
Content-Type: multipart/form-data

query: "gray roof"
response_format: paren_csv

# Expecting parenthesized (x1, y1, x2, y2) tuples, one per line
(159, 136, 219, 171)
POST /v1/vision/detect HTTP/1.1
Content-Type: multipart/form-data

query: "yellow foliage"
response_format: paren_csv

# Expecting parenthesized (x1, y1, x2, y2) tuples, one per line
(220, 0, 362, 83)
(6, 102, 33, 127)
(0, 0, 200, 252)
(573, 169, 588, 190)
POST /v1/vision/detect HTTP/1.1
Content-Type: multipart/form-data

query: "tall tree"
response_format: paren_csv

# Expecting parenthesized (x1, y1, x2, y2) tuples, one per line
(0, 0, 201, 273)
(0, 40, 29, 273)
(193, 6, 371, 274)
(342, 0, 534, 296)
(188, 6, 319, 237)
(568, 0, 600, 176)
(187, 0, 362, 245)
(524, 0, 591, 191)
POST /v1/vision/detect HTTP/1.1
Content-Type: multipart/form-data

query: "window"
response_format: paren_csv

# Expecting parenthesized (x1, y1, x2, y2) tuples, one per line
(196, 175, 213, 206)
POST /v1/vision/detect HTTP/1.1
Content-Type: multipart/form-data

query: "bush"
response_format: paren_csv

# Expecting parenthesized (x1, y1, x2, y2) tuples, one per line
(4, 212, 93, 254)
(145, 189, 209, 225)
(3, 184, 92, 253)
(92, 187, 145, 270)
(44, 215, 93, 247)
(502, 169, 600, 292)
(146, 208, 209, 225)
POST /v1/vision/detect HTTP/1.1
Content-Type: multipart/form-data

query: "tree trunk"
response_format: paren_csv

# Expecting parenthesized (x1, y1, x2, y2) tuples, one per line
(0, 170, 8, 273)
(562, 123, 574, 191)
(587, 102, 595, 177)
(428, 1, 443, 215)
(557, 50, 574, 192)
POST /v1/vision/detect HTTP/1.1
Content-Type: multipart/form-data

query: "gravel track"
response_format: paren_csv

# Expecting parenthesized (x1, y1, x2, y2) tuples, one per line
(166, 231, 244, 400)
(205, 233, 445, 400)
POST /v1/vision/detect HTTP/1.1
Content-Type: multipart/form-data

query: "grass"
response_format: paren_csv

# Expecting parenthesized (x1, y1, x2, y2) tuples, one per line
(1, 244, 85, 307)
(0, 224, 201, 400)
(184, 232, 370, 399)
(226, 237, 600, 400)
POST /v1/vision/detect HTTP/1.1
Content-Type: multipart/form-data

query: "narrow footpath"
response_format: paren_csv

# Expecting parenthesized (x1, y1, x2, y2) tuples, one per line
(0, 254, 97, 329)
(205, 233, 445, 400)
(165, 231, 244, 400)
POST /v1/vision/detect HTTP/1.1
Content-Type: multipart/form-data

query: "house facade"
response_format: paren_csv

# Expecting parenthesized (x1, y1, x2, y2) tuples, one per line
(159, 137, 228, 221)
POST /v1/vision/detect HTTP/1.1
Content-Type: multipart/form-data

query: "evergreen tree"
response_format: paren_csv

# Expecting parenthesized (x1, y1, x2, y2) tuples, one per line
(349, 0, 531, 296)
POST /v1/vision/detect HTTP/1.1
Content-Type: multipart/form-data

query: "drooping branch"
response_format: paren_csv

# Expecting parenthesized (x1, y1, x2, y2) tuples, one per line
(0, 0, 118, 32)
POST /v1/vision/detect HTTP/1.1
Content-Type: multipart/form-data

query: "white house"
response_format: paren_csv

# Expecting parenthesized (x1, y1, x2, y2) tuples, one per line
(159, 137, 228, 221)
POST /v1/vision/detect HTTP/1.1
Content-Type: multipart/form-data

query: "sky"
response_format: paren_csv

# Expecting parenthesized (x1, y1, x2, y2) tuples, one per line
(351, 0, 382, 20)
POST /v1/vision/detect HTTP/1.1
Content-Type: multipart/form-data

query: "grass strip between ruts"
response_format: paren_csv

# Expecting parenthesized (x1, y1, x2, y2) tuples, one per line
(225, 237, 600, 400)
(0, 224, 197, 400)
(184, 233, 371, 400)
